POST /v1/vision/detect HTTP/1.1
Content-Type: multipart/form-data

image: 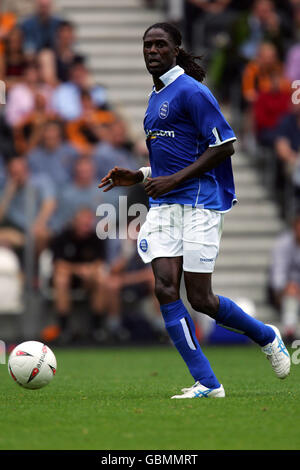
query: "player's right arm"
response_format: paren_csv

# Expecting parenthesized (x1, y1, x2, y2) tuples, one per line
(98, 166, 150, 192)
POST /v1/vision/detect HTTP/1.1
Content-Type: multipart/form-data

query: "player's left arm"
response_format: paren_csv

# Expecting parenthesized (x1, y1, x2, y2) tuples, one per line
(144, 142, 234, 199)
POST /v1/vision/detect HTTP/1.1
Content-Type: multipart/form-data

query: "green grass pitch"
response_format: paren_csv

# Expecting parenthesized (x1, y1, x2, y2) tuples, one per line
(0, 345, 299, 450)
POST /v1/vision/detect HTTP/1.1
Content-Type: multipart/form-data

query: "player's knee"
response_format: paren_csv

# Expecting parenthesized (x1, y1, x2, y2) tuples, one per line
(188, 293, 218, 318)
(154, 278, 179, 305)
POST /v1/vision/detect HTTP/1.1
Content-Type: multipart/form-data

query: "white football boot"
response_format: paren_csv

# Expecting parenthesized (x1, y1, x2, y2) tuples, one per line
(171, 381, 225, 399)
(261, 324, 290, 379)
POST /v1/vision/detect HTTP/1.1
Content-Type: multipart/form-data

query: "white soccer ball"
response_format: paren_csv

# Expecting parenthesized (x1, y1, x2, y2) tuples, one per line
(8, 341, 57, 389)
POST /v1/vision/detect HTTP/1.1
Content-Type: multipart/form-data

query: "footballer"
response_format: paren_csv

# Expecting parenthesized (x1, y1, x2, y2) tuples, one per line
(99, 23, 290, 399)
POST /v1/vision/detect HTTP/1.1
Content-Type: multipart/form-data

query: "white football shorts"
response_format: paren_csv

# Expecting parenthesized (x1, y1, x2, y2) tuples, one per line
(137, 204, 224, 273)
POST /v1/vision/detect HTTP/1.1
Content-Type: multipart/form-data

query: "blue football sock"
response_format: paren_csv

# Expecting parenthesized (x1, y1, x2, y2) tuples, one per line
(216, 295, 275, 347)
(160, 299, 220, 389)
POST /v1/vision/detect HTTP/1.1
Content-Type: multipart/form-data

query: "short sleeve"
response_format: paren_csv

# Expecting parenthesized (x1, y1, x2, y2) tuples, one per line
(187, 89, 236, 147)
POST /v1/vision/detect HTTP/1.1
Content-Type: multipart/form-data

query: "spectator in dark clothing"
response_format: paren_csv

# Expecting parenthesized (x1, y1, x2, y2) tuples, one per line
(275, 103, 300, 170)
(270, 214, 300, 341)
(20, 0, 62, 55)
(54, 20, 85, 82)
(275, 103, 300, 206)
(100, 221, 162, 341)
(183, 0, 232, 51)
(50, 207, 107, 344)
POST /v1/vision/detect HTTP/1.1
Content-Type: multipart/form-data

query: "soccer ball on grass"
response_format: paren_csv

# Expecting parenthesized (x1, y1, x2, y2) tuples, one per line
(8, 341, 57, 389)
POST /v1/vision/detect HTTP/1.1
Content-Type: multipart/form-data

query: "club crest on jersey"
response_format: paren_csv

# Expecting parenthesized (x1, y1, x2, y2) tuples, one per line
(139, 238, 148, 252)
(159, 101, 169, 119)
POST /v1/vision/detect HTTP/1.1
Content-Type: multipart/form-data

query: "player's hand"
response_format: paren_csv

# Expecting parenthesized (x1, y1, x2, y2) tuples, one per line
(98, 167, 143, 192)
(144, 175, 179, 199)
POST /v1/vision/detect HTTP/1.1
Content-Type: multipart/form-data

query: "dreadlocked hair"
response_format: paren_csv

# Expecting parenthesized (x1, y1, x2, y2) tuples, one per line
(143, 22, 205, 83)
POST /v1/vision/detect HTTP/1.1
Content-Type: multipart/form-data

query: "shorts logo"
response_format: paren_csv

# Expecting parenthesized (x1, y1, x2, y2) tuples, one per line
(139, 238, 148, 252)
(159, 101, 169, 119)
(200, 258, 214, 262)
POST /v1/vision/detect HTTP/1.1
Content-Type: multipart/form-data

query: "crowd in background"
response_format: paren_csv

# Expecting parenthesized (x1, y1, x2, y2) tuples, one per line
(0, 0, 300, 344)
(161, 0, 300, 342)
(0, 0, 161, 345)
(175, 0, 300, 220)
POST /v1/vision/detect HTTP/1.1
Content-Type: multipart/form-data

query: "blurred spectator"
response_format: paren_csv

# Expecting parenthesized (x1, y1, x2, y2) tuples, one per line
(50, 208, 107, 344)
(101, 220, 162, 341)
(275, 103, 300, 182)
(0, 115, 16, 161)
(242, 42, 290, 104)
(5, 60, 53, 127)
(183, 0, 231, 51)
(0, 2, 17, 57)
(253, 74, 291, 148)
(209, 0, 291, 99)
(53, 156, 101, 233)
(291, 2, 300, 41)
(274, 103, 300, 213)
(37, 48, 59, 90)
(54, 20, 85, 82)
(236, 0, 289, 61)
(20, 0, 62, 56)
(270, 214, 300, 341)
(0, 26, 27, 86)
(0, 156, 56, 255)
(93, 118, 137, 182)
(51, 57, 108, 121)
(13, 92, 57, 154)
(285, 42, 300, 83)
(240, 42, 291, 150)
(27, 119, 79, 189)
(66, 90, 116, 153)
(93, 119, 138, 211)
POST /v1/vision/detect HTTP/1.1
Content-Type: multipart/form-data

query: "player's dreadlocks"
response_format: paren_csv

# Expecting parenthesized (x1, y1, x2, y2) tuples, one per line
(143, 22, 205, 83)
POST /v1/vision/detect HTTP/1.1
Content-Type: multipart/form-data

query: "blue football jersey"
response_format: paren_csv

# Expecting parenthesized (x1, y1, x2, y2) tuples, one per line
(144, 66, 237, 211)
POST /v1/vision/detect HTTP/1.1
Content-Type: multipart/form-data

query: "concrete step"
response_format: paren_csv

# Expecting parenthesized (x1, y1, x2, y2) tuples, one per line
(213, 270, 268, 288)
(231, 155, 256, 169)
(93, 72, 152, 88)
(233, 171, 266, 185)
(252, 305, 277, 322)
(220, 237, 276, 252)
(225, 203, 279, 219)
(233, 186, 271, 201)
(222, 218, 282, 235)
(87, 56, 145, 71)
(60, 0, 142, 8)
(107, 88, 148, 105)
(66, 11, 161, 25)
(76, 25, 150, 41)
(211, 285, 268, 305)
(216, 253, 271, 270)
(76, 42, 144, 57)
